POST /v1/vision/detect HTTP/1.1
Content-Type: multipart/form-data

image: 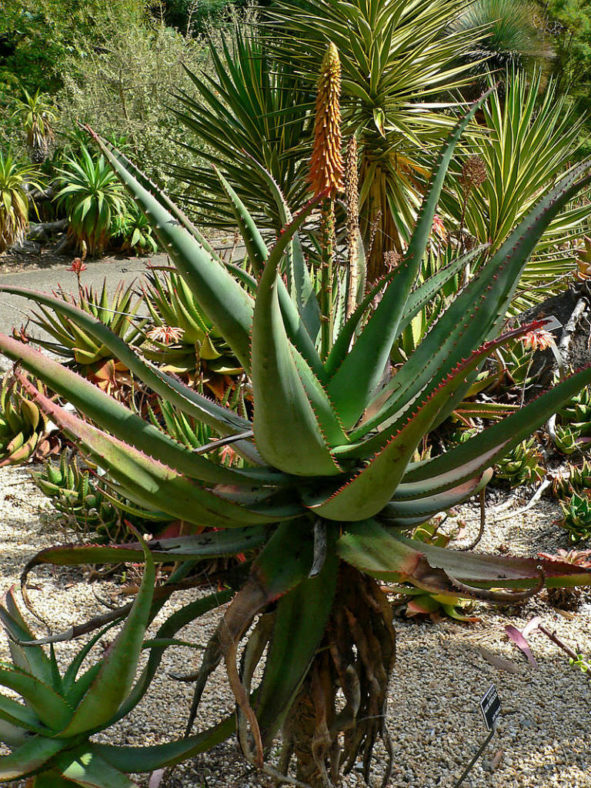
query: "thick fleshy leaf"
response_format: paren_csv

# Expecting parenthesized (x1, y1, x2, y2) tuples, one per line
(403, 364, 591, 488)
(114, 589, 233, 724)
(87, 129, 254, 370)
(55, 530, 154, 737)
(379, 469, 492, 526)
(93, 716, 234, 772)
(24, 529, 266, 576)
(1, 587, 54, 686)
(338, 522, 591, 591)
(0, 332, 269, 487)
(255, 528, 338, 744)
(251, 207, 342, 475)
(0, 735, 67, 781)
(53, 749, 137, 787)
(217, 521, 315, 765)
(19, 379, 300, 528)
(359, 159, 591, 437)
(0, 292, 260, 446)
(0, 666, 72, 732)
(327, 91, 493, 428)
(248, 154, 321, 340)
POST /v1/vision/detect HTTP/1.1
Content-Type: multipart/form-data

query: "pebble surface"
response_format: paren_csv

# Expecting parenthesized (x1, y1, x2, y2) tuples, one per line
(1, 466, 590, 787)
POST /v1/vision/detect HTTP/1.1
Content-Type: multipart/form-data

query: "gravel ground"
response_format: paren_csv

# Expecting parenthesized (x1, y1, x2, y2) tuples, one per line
(1, 466, 590, 788)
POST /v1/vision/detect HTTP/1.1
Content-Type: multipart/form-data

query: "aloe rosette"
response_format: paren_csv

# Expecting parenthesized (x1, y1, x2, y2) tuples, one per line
(2, 96, 591, 785)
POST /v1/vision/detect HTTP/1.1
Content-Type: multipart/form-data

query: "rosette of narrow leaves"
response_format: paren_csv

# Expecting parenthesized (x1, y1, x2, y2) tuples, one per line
(2, 97, 591, 785)
(553, 461, 591, 499)
(32, 454, 162, 542)
(0, 375, 48, 467)
(30, 280, 145, 373)
(55, 146, 128, 256)
(559, 493, 591, 543)
(111, 200, 159, 255)
(141, 268, 242, 382)
(493, 438, 545, 487)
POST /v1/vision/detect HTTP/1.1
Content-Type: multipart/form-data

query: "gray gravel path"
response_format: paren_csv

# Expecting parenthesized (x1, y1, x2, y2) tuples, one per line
(1, 469, 590, 787)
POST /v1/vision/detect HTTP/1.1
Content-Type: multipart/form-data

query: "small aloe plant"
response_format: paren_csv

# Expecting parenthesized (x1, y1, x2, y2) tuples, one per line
(0, 375, 49, 467)
(1, 50, 591, 785)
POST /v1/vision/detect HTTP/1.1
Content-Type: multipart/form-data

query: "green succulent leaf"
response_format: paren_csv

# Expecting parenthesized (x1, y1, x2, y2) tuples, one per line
(86, 129, 254, 370)
(55, 528, 154, 738)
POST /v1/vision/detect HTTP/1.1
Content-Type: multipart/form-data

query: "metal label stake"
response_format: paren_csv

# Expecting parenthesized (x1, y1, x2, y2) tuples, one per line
(453, 685, 500, 788)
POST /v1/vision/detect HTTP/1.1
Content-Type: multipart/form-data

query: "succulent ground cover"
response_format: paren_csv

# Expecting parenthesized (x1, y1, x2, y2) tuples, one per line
(0, 45, 591, 788)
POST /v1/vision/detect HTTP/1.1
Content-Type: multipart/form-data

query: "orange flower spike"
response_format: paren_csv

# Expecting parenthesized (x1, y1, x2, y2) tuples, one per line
(309, 42, 344, 199)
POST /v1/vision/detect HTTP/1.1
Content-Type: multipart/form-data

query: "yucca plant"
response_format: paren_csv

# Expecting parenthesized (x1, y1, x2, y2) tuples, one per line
(448, 0, 553, 73)
(3, 77, 591, 786)
(447, 69, 591, 311)
(55, 146, 127, 256)
(0, 152, 43, 253)
(10, 87, 57, 163)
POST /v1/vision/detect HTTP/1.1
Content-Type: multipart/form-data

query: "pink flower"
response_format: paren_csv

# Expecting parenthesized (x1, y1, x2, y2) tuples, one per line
(146, 325, 184, 345)
(68, 258, 87, 275)
(521, 327, 553, 351)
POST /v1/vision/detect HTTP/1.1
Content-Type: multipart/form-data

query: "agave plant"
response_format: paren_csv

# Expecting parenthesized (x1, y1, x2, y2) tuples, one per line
(0, 152, 43, 253)
(2, 78, 591, 785)
(559, 493, 591, 543)
(141, 267, 244, 392)
(55, 146, 127, 256)
(0, 540, 239, 787)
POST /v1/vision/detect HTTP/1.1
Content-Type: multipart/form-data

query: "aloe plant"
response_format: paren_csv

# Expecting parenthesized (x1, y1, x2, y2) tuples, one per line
(0, 375, 48, 467)
(2, 83, 591, 786)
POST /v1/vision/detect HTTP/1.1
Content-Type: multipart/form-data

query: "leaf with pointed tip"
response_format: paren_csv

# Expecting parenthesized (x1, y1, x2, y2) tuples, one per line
(0, 666, 72, 732)
(114, 589, 233, 724)
(1, 588, 53, 687)
(87, 130, 254, 370)
(339, 320, 542, 459)
(308, 323, 538, 519)
(212, 165, 268, 275)
(403, 363, 591, 488)
(397, 245, 487, 334)
(359, 160, 591, 437)
(55, 530, 154, 738)
(251, 207, 342, 476)
(379, 469, 492, 526)
(244, 152, 321, 341)
(25, 529, 266, 577)
(92, 716, 234, 772)
(0, 694, 48, 736)
(328, 91, 493, 428)
(0, 735, 67, 780)
(93, 135, 223, 264)
(338, 521, 591, 591)
(0, 291, 254, 443)
(19, 379, 299, 527)
(0, 332, 271, 487)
